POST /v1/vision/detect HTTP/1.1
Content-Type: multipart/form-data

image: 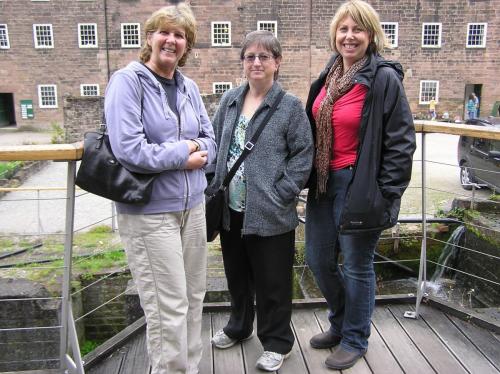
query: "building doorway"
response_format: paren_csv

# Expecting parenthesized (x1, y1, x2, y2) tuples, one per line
(0, 93, 16, 127)
(464, 84, 482, 120)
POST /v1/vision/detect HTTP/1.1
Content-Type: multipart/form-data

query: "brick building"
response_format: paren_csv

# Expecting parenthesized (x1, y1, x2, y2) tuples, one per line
(0, 0, 499, 129)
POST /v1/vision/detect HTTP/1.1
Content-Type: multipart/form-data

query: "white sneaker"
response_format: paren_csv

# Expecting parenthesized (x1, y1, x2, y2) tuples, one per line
(211, 329, 253, 349)
(256, 351, 291, 371)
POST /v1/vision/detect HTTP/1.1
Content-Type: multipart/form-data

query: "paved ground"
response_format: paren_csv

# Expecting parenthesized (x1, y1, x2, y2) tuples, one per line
(0, 129, 492, 234)
(0, 126, 53, 146)
(0, 127, 113, 234)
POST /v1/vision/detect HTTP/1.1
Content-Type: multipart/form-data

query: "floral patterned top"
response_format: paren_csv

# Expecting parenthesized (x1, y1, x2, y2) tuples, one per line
(227, 114, 249, 212)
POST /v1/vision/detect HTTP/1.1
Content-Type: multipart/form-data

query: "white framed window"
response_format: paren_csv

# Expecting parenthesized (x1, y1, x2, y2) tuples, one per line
(381, 22, 398, 48)
(257, 21, 278, 37)
(33, 24, 54, 48)
(80, 84, 100, 96)
(78, 23, 98, 48)
(211, 22, 231, 47)
(466, 23, 487, 48)
(121, 23, 140, 48)
(0, 24, 10, 49)
(422, 23, 442, 48)
(38, 85, 58, 108)
(213, 82, 232, 94)
(419, 80, 439, 104)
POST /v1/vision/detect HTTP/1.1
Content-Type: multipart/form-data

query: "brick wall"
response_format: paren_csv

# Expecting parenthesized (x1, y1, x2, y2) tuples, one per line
(1, 0, 499, 129)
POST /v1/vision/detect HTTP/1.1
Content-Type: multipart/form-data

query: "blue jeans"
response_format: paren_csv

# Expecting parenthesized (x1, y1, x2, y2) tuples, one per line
(305, 169, 381, 353)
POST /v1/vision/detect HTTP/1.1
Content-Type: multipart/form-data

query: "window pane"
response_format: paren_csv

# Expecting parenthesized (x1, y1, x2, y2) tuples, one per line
(213, 83, 232, 94)
(381, 23, 397, 47)
(467, 24, 486, 47)
(423, 24, 440, 46)
(420, 81, 438, 103)
(35, 25, 53, 47)
(0, 25, 9, 48)
(79, 24, 97, 47)
(122, 24, 140, 47)
(258, 21, 277, 37)
(39, 85, 57, 107)
(212, 23, 230, 46)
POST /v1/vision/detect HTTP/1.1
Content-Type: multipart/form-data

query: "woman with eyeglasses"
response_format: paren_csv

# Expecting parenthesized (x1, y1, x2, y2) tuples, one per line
(208, 30, 314, 371)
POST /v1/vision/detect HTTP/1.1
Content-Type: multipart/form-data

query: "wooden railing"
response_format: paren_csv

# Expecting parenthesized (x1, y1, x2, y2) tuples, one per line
(0, 121, 499, 162)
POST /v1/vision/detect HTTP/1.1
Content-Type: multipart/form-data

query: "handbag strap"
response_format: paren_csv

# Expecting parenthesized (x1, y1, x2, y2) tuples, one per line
(100, 74, 145, 130)
(220, 89, 286, 189)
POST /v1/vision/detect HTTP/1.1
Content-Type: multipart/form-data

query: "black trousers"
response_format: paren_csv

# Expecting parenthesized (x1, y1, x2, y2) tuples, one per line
(220, 209, 295, 354)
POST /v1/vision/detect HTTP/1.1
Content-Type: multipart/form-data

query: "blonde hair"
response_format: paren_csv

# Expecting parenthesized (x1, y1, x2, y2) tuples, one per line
(329, 0, 387, 54)
(139, 3, 197, 67)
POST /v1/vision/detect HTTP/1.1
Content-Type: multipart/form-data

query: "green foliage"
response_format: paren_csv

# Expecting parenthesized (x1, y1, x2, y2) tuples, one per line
(80, 339, 101, 356)
(439, 207, 466, 221)
(50, 122, 65, 144)
(489, 194, 500, 201)
(76, 250, 127, 278)
(0, 161, 23, 179)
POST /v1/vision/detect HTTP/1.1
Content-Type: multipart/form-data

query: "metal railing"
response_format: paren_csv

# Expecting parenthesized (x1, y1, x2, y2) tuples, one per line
(0, 121, 499, 373)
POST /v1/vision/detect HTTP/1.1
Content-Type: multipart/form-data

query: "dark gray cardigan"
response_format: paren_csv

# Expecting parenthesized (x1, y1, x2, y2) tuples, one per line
(209, 81, 314, 236)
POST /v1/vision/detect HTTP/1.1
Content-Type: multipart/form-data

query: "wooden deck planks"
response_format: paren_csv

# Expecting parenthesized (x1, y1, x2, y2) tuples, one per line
(86, 350, 124, 374)
(419, 304, 500, 374)
(388, 304, 468, 374)
(277, 319, 309, 374)
(241, 320, 269, 374)
(84, 304, 500, 374)
(118, 332, 150, 374)
(211, 312, 245, 373)
(316, 311, 372, 374)
(371, 306, 435, 374)
(290, 309, 334, 374)
(447, 314, 500, 371)
(200, 313, 213, 374)
(364, 322, 404, 374)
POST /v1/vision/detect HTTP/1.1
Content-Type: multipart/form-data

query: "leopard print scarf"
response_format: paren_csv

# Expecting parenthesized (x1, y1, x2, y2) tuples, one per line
(315, 55, 368, 195)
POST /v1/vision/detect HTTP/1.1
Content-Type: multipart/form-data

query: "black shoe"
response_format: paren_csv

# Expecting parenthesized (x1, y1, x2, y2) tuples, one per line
(325, 345, 365, 370)
(310, 330, 342, 349)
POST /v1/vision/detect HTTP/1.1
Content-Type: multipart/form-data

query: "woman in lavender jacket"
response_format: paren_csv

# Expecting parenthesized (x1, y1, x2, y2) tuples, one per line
(104, 4, 215, 374)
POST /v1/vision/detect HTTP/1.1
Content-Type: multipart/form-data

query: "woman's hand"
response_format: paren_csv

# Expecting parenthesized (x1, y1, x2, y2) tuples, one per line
(185, 150, 208, 170)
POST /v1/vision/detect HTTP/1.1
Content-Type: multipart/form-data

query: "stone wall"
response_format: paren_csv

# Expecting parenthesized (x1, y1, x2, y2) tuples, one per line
(80, 272, 132, 342)
(0, 279, 60, 372)
(63, 94, 222, 143)
(63, 96, 104, 143)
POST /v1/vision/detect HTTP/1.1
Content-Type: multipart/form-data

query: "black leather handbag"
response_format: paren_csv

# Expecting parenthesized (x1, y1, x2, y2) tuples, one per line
(76, 128, 157, 204)
(205, 90, 285, 242)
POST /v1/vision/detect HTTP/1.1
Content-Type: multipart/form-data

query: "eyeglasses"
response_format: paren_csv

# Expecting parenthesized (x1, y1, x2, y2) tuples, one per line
(243, 53, 274, 63)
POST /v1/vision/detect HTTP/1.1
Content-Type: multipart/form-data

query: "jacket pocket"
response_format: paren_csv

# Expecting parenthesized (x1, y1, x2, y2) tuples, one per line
(270, 186, 289, 209)
(340, 182, 391, 231)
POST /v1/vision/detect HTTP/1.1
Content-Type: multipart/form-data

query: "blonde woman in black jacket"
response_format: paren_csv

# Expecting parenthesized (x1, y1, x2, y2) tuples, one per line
(304, 0, 416, 370)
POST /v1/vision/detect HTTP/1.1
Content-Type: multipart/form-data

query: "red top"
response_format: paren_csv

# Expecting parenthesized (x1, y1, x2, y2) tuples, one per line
(312, 84, 368, 170)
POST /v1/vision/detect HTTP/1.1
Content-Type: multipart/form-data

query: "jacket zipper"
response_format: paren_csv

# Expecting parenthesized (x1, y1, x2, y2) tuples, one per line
(339, 78, 373, 232)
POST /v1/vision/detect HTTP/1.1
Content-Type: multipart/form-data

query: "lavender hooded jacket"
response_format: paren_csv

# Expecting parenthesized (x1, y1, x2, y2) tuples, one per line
(105, 61, 216, 215)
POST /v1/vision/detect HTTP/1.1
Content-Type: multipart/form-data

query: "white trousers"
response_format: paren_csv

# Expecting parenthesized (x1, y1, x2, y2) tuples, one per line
(118, 203, 207, 374)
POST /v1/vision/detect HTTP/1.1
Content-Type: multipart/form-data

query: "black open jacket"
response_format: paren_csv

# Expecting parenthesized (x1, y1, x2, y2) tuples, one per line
(306, 53, 416, 233)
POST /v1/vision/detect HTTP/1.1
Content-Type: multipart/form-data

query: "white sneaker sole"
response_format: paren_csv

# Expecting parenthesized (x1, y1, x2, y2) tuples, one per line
(212, 330, 254, 349)
(256, 352, 291, 371)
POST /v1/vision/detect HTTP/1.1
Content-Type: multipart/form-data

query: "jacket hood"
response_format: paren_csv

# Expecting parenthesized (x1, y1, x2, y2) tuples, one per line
(322, 53, 404, 85)
(125, 61, 187, 92)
